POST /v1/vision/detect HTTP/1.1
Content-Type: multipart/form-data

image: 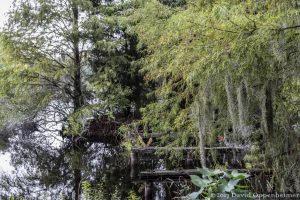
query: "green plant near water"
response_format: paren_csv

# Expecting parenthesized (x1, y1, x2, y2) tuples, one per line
(82, 181, 106, 200)
(185, 168, 250, 200)
(244, 143, 265, 169)
(127, 191, 142, 200)
(0, 196, 26, 200)
(82, 181, 141, 200)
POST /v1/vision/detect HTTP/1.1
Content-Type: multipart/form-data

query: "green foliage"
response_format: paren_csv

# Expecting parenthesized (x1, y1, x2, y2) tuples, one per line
(111, 188, 122, 200)
(0, 0, 144, 136)
(127, 0, 300, 158)
(82, 181, 141, 200)
(0, 0, 299, 196)
(82, 180, 92, 197)
(186, 168, 250, 200)
(1, 196, 26, 200)
(127, 191, 141, 200)
(0, 38, 51, 123)
(244, 143, 265, 169)
(82, 181, 106, 200)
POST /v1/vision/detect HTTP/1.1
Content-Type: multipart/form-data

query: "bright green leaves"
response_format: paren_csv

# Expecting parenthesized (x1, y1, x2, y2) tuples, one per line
(185, 190, 203, 200)
(190, 175, 212, 188)
(128, 0, 300, 151)
(230, 170, 250, 180)
(198, 168, 224, 177)
(216, 170, 249, 193)
(127, 190, 142, 200)
(217, 179, 239, 193)
(187, 168, 250, 200)
(0, 38, 52, 119)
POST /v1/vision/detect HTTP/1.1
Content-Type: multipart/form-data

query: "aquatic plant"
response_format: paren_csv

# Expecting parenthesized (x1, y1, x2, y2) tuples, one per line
(185, 168, 250, 200)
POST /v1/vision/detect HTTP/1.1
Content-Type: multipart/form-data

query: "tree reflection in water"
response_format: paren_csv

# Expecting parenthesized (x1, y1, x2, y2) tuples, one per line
(0, 123, 134, 199)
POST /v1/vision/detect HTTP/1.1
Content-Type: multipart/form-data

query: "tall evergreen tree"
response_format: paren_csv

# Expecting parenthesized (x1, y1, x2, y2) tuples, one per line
(1, 1, 144, 198)
(0, 0, 142, 137)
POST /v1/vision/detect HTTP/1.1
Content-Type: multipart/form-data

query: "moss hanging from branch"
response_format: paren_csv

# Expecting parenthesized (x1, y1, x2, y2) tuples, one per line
(225, 74, 240, 145)
(237, 79, 251, 142)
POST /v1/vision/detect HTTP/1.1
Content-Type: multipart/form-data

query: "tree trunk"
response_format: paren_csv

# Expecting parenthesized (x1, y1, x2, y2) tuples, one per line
(72, 1, 83, 110)
(74, 168, 82, 200)
(260, 81, 274, 167)
(71, 4, 83, 199)
(261, 81, 274, 143)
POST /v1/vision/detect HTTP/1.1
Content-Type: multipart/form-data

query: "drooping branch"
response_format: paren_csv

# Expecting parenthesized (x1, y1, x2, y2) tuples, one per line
(194, 81, 213, 168)
(279, 24, 300, 31)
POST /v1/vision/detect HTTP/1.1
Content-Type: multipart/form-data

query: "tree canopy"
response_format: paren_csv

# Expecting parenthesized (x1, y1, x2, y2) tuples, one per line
(0, 0, 299, 197)
(126, 0, 300, 189)
(0, 0, 144, 137)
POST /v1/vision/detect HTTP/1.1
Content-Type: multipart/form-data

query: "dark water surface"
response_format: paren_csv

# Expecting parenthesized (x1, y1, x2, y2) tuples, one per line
(0, 123, 268, 199)
(0, 130, 138, 199)
(0, 120, 194, 200)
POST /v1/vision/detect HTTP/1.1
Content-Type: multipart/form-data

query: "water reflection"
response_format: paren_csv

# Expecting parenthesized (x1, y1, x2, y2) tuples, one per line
(0, 120, 194, 200)
(0, 123, 135, 199)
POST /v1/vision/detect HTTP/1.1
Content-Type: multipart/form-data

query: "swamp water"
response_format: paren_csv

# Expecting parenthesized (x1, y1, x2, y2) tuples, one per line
(0, 121, 269, 199)
(0, 127, 190, 199)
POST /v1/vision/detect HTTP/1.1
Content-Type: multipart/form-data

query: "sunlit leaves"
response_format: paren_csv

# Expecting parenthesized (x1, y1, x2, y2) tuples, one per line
(190, 175, 212, 188)
(188, 168, 250, 199)
(128, 0, 300, 148)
